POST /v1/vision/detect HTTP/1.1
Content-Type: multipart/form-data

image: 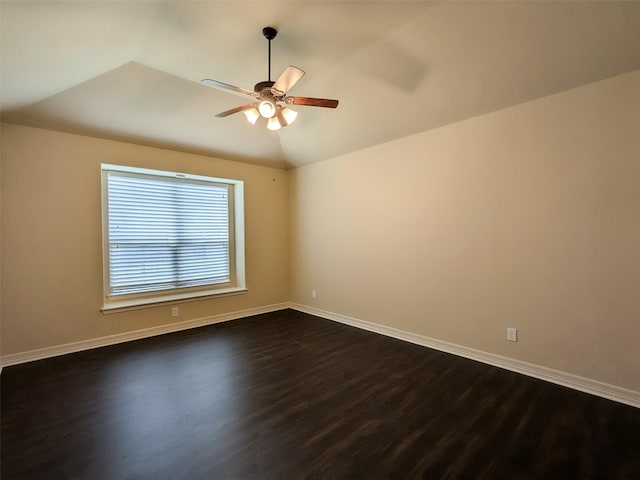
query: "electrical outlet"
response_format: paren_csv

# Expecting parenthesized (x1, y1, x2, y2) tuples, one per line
(507, 328, 517, 342)
(311, 290, 317, 299)
(171, 307, 179, 317)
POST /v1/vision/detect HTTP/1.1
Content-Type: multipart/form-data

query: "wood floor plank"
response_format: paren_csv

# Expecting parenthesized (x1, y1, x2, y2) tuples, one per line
(2, 309, 639, 479)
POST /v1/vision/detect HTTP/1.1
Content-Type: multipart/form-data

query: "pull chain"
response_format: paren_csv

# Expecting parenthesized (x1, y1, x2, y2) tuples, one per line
(272, 134, 277, 182)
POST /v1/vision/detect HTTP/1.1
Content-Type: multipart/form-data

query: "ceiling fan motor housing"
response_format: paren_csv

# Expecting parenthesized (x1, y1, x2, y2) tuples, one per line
(254, 81, 276, 95)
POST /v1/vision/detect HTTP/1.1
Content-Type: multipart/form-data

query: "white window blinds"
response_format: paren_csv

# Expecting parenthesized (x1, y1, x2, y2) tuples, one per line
(105, 169, 233, 297)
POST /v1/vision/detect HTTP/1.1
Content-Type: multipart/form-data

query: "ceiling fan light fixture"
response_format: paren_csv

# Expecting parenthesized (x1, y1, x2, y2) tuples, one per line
(267, 116, 282, 131)
(258, 99, 276, 118)
(281, 107, 298, 126)
(243, 107, 260, 125)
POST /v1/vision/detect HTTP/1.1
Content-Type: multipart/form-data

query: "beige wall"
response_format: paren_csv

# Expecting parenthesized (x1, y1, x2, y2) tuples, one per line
(290, 70, 640, 391)
(1, 124, 289, 355)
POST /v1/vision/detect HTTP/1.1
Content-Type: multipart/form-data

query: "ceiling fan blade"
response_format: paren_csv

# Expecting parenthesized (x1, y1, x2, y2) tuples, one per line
(215, 103, 256, 118)
(201, 79, 257, 98)
(271, 66, 305, 96)
(286, 96, 339, 108)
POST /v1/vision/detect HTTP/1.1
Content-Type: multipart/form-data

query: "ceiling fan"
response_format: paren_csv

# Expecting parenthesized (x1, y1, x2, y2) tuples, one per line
(201, 26, 339, 131)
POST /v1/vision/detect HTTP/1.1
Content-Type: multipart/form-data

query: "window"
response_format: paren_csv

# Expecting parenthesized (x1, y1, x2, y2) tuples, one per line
(101, 164, 245, 311)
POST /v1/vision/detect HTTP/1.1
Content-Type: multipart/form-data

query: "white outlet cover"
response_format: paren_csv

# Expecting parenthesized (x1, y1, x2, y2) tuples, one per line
(507, 328, 517, 342)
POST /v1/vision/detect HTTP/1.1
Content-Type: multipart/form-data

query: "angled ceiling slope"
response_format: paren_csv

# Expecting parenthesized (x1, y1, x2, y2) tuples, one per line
(1, 1, 639, 169)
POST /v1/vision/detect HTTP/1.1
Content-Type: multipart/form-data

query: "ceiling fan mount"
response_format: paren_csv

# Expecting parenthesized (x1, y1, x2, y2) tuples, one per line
(201, 26, 339, 131)
(262, 26, 277, 41)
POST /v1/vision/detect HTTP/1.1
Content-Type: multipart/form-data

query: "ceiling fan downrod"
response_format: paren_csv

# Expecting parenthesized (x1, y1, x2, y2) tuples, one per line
(262, 27, 278, 81)
(262, 26, 277, 82)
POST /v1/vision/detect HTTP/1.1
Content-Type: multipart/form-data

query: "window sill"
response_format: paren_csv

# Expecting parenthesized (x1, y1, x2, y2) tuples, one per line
(101, 287, 248, 314)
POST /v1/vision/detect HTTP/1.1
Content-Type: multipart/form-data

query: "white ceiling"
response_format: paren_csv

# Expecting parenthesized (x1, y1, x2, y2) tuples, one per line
(2, 1, 639, 169)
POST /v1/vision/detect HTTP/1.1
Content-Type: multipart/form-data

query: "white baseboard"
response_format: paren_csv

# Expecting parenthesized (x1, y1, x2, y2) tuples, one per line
(3, 302, 638, 409)
(290, 303, 640, 409)
(0, 303, 290, 368)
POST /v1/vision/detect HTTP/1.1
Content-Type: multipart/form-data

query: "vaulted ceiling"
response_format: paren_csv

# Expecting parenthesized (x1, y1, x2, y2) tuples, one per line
(2, 1, 639, 169)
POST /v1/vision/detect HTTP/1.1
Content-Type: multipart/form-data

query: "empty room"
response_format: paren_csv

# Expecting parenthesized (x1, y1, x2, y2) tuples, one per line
(1, 1, 639, 478)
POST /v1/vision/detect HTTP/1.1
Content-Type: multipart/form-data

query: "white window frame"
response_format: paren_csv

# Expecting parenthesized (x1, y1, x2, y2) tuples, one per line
(101, 164, 246, 312)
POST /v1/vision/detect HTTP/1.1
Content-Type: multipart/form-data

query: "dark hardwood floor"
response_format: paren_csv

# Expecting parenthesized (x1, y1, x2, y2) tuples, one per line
(2, 309, 639, 479)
